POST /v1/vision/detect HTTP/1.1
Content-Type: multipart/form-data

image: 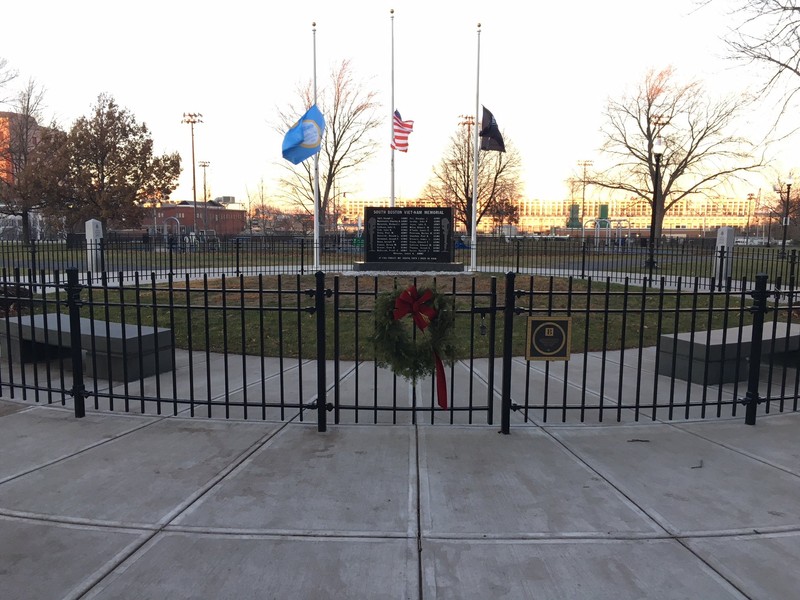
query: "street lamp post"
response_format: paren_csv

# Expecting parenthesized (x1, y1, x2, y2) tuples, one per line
(181, 112, 203, 232)
(780, 179, 793, 257)
(199, 160, 210, 231)
(745, 192, 756, 241)
(578, 160, 593, 226)
(646, 138, 666, 271)
(152, 201, 159, 236)
(767, 215, 773, 247)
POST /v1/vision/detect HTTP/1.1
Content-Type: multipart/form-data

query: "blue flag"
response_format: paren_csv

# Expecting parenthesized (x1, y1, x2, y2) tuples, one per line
(282, 104, 325, 164)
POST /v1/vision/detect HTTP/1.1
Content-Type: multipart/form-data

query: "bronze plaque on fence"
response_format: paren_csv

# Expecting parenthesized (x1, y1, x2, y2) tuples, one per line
(526, 316, 572, 361)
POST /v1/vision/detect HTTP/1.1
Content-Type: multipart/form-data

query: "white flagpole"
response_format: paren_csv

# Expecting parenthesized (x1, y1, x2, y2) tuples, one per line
(312, 21, 321, 271)
(390, 8, 396, 207)
(471, 23, 481, 271)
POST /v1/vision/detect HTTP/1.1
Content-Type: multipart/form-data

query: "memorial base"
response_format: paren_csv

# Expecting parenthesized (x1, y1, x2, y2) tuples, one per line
(352, 262, 465, 272)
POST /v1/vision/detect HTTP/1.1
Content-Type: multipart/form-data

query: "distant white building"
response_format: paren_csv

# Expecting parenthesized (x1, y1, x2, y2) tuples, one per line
(0, 211, 46, 241)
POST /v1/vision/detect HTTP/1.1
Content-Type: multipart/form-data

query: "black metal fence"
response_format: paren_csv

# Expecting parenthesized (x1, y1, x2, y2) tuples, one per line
(473, 237, 799, 290)
(0, 267, 797, 430)
(0, 237, 797, 291)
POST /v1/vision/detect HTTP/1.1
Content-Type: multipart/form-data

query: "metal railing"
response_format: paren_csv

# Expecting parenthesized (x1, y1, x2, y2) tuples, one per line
(0, 268, 796, 430)
(0, 237, 796, 291)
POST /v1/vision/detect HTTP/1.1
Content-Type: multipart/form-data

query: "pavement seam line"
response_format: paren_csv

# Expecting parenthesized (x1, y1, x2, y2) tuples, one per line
(74, 419, 294, 600)
(467, 354, 661, 425)
(670, 420, 800, 479)
(170, 359, 357, 422)
(536, 423, 761, 600)
(537, 424, 675, 535)
(0, 412, 172, 487)
(415, 423, 424, 600)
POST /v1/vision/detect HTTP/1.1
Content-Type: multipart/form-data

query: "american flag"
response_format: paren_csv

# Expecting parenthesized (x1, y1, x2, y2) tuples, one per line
(391, 110, 414, 152)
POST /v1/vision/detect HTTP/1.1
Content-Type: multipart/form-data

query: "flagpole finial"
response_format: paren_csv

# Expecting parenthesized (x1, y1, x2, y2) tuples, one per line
(477, 22, 481, 29)
(312, 21, 316, 29)
(390, 8, 394, 15)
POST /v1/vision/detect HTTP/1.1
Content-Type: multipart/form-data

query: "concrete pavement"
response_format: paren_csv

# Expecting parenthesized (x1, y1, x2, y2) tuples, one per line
(1, 393, 800, 599)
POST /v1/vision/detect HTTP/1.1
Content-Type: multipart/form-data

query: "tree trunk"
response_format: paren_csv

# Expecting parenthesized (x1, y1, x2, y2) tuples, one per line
(654, 199, 665, 241)
(21, 211, 31, 244)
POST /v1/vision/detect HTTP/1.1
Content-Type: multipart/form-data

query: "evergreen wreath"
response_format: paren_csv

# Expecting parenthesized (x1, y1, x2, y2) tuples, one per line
(373, 284, 457, 407)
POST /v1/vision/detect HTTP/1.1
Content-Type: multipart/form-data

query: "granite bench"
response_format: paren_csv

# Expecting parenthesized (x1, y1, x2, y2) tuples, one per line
(0, 313, 173, 382)
(657, 322, 800, 384)
(0, 283, 33, 316)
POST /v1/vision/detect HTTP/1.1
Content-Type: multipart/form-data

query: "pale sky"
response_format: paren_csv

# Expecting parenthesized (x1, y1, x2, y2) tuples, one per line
(2, 1, 796, 207)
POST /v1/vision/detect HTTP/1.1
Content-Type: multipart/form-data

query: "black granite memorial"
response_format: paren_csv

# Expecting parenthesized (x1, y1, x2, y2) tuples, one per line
(354, 207, 464, 272)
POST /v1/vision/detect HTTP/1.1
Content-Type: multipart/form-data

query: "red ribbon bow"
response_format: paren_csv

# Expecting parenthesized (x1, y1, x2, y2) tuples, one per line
(393, 286, 436, 330)
(392, 285, 448, 410)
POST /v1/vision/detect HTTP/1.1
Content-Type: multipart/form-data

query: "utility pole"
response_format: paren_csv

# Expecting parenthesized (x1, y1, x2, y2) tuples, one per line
(459, 114, 475, 137)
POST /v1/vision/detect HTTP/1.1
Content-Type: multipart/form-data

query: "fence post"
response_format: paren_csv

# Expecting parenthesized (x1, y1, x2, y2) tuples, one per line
(515, 240, 521, 273)
(581, 240, 587, 279)
(168, 237, 174, 276)
(235, 237, 241, 276)
(99, 238, 108, 286)
(744, 273, 769, 425)
(315, 270, 327, 432)
(715, 245, 727, 292)
(29, 241, 37, 283)
(66, 269, 87, 418)
(500, 271, 516, 434)
(300, 239, 305, 275)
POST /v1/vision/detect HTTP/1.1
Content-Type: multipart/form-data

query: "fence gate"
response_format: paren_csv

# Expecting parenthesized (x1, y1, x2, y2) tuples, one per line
(320, 273, 502, 429)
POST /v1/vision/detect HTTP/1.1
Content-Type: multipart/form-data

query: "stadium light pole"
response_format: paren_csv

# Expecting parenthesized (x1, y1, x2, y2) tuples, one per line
(780, 178, 793, 257)
(181, 113, 203, 232)
(199, 160, 210, 231)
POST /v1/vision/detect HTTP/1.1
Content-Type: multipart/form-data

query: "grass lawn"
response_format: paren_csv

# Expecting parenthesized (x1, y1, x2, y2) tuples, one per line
(58, 272, 758, 361)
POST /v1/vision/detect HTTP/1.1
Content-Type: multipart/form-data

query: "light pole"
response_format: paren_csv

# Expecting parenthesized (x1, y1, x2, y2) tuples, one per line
(780, 178, 793, 257)
(578, 159, 593, 226)
(745, 192, 755, 241)
(646, 137, 666, 271)
(181, 112, 203, 232)
(152, 200, 158, 237)
(199, 160, 210, 231)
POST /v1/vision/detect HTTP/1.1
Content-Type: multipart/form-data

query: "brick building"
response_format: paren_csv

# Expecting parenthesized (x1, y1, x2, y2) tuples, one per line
(145, 199, 247, 237)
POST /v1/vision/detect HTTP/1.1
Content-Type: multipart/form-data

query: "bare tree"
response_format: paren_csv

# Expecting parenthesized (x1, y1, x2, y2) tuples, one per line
(419, 120, 523, 236)
(0, 57, 17, 102)
(565, 177, 581, 205)
(488, 195, 520, 236)
(277, 60, 382, 235)
(594, 67, 762, 239)
(723, 1, 800, 112)
(0, 80, 68, 242)
(245, 179, 272, 233)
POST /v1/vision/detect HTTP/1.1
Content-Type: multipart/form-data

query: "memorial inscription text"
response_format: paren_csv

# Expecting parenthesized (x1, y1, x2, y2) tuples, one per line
(364, 207, 453, 263)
